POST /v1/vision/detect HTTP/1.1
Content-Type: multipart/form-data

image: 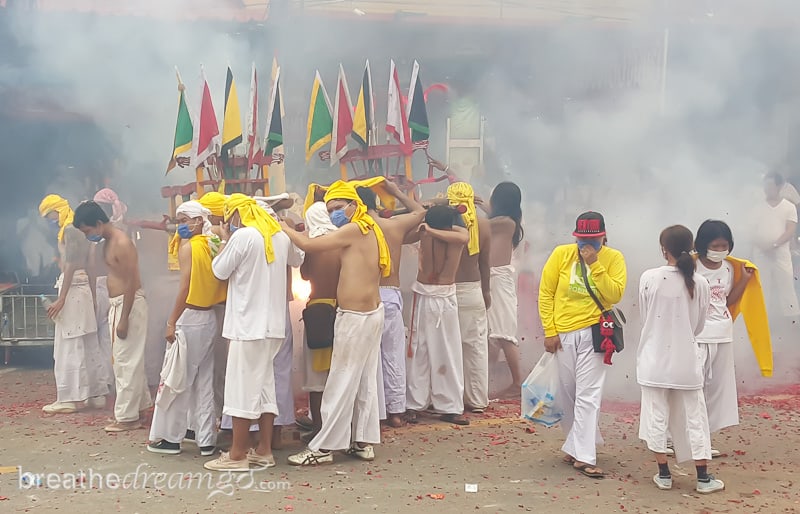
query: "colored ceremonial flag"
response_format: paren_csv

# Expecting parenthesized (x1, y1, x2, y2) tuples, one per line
(221, 66, 243, 155)
(331, 63, 353, 166)
(191, 66, 221, 168)
(407, 60, 430, 149)
(245, 62, 262, 171)
(387, 59, 411, 155)
(166, 71, 193, 174)
(268, 57, 287, 192)
(263, 66, 283, 157)
(352, 60, 376, 149)
(305, 70, 333, 162)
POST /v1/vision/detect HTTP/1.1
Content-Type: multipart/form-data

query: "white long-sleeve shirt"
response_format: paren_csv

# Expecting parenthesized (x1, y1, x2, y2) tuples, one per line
(637, 266, 710, 390)
(212, 227, 304, 341)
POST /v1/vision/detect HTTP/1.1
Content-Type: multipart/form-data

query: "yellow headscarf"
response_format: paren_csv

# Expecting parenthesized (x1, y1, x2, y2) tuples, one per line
(38, 194, 74, 243)
(324, 180, 391, 277)
(224, 193, 282, 263)
(198, 191, 226, 217)
(447, 182, 479, 255)
(304, 177, 397, 216)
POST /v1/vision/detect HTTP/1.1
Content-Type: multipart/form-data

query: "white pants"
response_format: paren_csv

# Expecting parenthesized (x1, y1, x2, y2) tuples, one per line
(149, 309, 217, 447)
(110, 291, 153, 422)
(223, 338, 282, 420)
(755, 247, 800, 317)
(95, 276, 115, 391)
(274, 308, 296, 426)
(487, 265, 519, 345)
(556, 327, 606, 466)
(639, 386, 712, 464)
(309, 305, 384, 452)
(457, 282, 489, 410)
(699, 343, 739, 433)
(380, 287, 406, 415)
(302, 335, 329, 393)
(406, 283, 464, 414)
(212, 304, 227, 419)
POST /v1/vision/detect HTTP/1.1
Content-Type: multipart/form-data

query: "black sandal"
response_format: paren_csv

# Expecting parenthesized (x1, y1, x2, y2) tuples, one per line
(573, 462, 605, 479)
(406, 411, 419, 424)
(441, 414, 470, 426)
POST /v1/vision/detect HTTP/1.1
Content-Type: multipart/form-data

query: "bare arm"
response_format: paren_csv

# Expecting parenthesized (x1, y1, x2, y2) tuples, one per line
(477, 218, 492, 307)
(48, 229, 87, 318)
(280, 221, 358, 252)
(167, 243, 192, 331)
(423, 224, 469, 245)
(116, 240, 140, 331)
(775, 220, 798, 246)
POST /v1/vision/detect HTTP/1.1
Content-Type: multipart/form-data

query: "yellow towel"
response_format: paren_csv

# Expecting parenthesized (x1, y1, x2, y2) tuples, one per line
(38, 194, 74, 243)
(224, 193, 282, 263)
(304, 177, 397, 216)
(198, 191, 226, 217)
(447, 182, 479, 255)
(308, 298, 336, 372)
(726, 256, 773, 377)
(323, 180, 391, 277)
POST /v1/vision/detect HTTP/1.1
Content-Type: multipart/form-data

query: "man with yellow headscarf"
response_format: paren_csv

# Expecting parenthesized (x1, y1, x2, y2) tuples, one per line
(281, 180, 388, 466)
(204, 194, 304, 472)
(38, 195, 110, 415)
(447, 181, 493, 414)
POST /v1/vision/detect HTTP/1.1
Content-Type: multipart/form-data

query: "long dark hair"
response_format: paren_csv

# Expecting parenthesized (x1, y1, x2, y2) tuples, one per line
(490, 181, 524, 248)
(660, 225, 696, 298)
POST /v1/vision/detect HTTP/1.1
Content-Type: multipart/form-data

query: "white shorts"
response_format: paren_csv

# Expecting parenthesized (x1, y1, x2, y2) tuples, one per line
(222, 338, 282, 420)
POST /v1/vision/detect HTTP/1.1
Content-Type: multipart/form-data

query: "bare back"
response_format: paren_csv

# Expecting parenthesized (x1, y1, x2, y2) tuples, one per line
(104, 227, 142, 298)
(302, 250, 342, 300)
(417, 233, 464, 285)
(338, 228, 381, 311)
(455, 216, 491, 283)
(488, 216, 517, 267)
(373, 215, 415, 288)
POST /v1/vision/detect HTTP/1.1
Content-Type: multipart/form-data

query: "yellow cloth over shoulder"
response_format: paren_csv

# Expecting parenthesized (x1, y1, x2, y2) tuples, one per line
(38, 194, 74, 243)
(726, 256, 773, 377)
(323, 180, 391, 277)
(224, 193, 282, 263)
(304, 177, 397, 215)
(186, 234, 227, 307)
(447, 182, 479, 255)
(198, 192, 226, 217)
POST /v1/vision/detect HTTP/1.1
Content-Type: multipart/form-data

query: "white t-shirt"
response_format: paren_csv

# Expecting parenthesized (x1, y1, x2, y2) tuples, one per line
(637, 266, 710, 390)
(754, 199, 798, 250)
(212, 227, 304, 341)
(695, 260, 734, 344)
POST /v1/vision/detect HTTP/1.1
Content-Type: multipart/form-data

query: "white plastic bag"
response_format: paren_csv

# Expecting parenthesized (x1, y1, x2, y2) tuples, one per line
(521, 352, 563, 427)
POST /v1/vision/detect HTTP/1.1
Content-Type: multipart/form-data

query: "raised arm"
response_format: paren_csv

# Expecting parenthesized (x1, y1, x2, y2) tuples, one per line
(422, 224, 469, 245)
(280, 221, 358, 253)
(588, 249, 627, 306)
(165, 242, 192, 343)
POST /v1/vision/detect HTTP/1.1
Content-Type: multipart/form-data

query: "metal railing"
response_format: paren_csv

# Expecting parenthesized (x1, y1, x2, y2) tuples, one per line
(1, 284, 57, 345)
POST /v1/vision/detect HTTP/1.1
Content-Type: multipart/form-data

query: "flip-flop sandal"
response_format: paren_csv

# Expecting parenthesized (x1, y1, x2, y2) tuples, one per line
(406, 411, 419, 424)
(441, 414, 470, 426)
(574, 463, 605, 479)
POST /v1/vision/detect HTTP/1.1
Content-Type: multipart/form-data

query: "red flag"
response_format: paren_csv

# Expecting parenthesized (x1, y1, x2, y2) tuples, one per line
(192, 66, 221, 168)
(331, 63, 353, 166)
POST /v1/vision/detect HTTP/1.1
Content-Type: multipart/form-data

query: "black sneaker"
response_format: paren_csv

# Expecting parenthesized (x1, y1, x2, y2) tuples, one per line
(199, 446, 216, 457)
(147, 440, 181, 455)
(184, 430, 196, 443)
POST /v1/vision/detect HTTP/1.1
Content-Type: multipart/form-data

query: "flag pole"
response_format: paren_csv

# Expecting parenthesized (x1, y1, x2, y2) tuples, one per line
(340, 163, 348, 181)
(404, 156, 412, 182)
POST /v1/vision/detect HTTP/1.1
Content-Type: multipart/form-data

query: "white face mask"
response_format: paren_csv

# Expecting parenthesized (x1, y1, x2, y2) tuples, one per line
(706, 250, 729, 263)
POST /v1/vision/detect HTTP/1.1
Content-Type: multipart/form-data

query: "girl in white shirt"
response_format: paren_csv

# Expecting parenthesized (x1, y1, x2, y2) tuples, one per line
(694, 220, 754, 454)
(637, 225, 723, 494)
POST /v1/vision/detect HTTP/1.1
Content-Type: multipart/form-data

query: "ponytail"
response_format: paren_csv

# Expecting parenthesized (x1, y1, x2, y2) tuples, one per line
(659, 225, 697, 298)
(675, 251, 696, 298)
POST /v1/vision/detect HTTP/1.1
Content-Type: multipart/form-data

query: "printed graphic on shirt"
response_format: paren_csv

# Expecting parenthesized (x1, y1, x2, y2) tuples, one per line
(708, 282, 730, 318)
(567, 261, 597, 299)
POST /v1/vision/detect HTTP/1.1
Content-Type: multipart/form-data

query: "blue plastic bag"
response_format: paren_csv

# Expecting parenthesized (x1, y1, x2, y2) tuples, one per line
(521, 352, 563, 427)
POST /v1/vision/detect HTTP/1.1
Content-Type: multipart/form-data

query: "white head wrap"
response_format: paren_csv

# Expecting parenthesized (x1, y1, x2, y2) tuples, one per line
(305, 201, 337, 239)
(255, 200, 279, 221)
(176, 200, 213, 235)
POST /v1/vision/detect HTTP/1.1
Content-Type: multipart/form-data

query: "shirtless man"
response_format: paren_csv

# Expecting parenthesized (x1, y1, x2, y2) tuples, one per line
(73, 201, 152, 432)
(38, 195, 108, 415)
(447, 182, 492, 413)
(477, 182, 524, 397)
(405, 205, 470, 425)
(282, 180, 388, 465)
(356, 183, 426, 427)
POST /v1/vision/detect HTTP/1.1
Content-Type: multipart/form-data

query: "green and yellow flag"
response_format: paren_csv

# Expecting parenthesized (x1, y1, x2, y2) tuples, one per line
(166, 72, 193, 174)
(305, 70, 333, 162)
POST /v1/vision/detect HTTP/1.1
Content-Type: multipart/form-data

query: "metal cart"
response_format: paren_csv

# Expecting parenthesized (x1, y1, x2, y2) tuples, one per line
(1, 277, 57, 365)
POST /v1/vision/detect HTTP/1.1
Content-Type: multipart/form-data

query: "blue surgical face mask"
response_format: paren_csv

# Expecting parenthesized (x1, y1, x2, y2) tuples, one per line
(577, 239, 602, 251)
(177, 224, 194, 239)
(48, 218, 60, 230)
(229, 222, 239, 233)
(86, 234, 103, 243)
(330, 209, 350, 228)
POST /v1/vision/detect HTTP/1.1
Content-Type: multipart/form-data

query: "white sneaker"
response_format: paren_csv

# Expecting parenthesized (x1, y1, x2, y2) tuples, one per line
(42, 402, 79, 414)
(345, 444, 375, 461)
(247, 448, 276, 469)
(87, 396, 106, 410)
(203, 451, 250, 472)
(710, 448, 721, 458)
(287, 448, 334, 466)
(653, 474, 673, 490)
(696, 476, 725, 494)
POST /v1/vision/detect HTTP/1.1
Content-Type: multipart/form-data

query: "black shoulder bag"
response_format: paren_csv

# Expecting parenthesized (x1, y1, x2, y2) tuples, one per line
(302, 303, 336, 350)
(578, 254, 626, 365)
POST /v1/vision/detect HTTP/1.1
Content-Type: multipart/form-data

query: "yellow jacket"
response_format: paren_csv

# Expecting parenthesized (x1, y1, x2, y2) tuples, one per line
(538, 244, 627, 337)
(725, 256, 773, 377)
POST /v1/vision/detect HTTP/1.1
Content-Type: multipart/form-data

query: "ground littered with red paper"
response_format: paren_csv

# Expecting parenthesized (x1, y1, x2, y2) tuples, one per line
(0, 357, 798, 514)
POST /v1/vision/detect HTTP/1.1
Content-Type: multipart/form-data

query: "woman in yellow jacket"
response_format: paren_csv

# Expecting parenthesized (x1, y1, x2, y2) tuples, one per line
(538, 212, 627, 479)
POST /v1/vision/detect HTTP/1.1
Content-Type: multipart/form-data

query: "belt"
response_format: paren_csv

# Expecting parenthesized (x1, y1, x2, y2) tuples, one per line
(307, 298, 337, 307)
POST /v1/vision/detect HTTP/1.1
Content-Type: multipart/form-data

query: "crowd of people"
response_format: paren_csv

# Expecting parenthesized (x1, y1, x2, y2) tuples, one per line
(33, 168, 797, 492)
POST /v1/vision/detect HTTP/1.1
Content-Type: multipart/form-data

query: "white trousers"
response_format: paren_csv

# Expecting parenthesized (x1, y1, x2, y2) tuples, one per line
(309, 305, 384, 452)
(556, 327, 606, 466)
(212, 304, 227, 419)
(406, 283, 464, 414)
(110, 292, 153, 422)
(639, 386, 712, 463)
(699, 343, 739, 433)
(149, 309, 217, 447)
(274, 308, 296, 426)
(487, 265, 519, 345)
(95, 276, 115, 391)
(380, 287, 406, 415)
(755, 247, 800, 317)
(457, 282, 489, 410)
(223, 338, 282, 420)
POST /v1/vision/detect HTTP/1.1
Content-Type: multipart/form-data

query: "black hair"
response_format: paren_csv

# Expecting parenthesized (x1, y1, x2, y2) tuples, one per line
(73, 201, 110, 228)
(660, 225, 696, 298)
(356, 187, 377, 211)
(490, 181, 524, 248)
(764, 172, 785, 186)
(695, 219, 734, 257)
(425, 205, 458, 230)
